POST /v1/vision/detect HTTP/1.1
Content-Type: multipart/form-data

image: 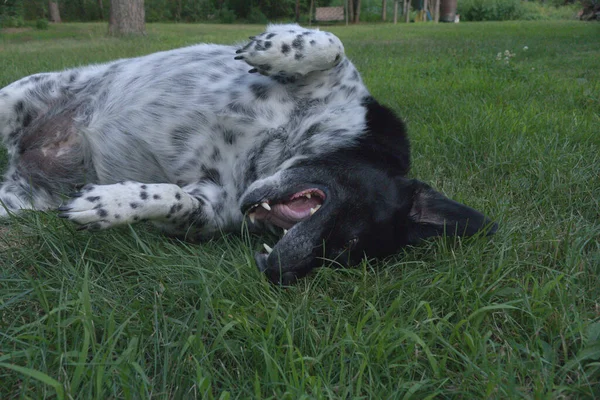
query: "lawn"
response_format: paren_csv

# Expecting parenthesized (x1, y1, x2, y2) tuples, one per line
(1, 21, 599, 398)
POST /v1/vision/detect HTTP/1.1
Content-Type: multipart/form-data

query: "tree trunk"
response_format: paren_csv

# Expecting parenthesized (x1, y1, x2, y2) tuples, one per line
(393, 0, 398, 23)
(108, 0, 145, 36)
(98, 0, 105, 20)
(295, 0, 300, 22)
(354, 0, 361, 23)
(404, 0, 410, 22)
(48, 1, 61, 22)
(348, 0, 354, 22)
(382, 0, 387, 21)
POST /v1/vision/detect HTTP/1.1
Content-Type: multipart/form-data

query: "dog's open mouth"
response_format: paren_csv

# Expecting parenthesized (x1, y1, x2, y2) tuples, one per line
(246, 188, 326, 229)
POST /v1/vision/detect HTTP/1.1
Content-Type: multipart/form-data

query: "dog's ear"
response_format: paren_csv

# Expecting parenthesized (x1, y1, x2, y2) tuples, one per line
(407, 180, 497, 243)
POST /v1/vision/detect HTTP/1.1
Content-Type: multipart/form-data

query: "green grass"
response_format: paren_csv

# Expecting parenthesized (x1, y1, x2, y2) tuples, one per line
(1, 21, 599, 398)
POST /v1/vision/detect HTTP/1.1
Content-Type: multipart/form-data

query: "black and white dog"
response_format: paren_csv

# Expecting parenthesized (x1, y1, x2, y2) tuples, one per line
(0, 24, 496, 284)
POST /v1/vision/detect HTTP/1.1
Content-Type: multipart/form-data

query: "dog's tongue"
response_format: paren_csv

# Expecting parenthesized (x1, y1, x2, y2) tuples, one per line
(251, 191, 324, 229)
(282, 195, 322, 214)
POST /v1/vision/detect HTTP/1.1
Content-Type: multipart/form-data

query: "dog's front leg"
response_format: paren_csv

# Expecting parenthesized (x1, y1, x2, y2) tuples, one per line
(58, 181, 214, 237)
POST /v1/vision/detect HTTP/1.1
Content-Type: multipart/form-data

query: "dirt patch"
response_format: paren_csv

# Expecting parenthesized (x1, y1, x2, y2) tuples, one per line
(1, 27, 33, 34)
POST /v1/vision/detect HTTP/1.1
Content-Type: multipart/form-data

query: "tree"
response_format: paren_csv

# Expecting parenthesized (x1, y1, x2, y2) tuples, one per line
(48, 1, 61, 22)
(108, 0, 145, 35)
(98, 0, 105, 20)
(382, 0, 386, 21)
(353, 0, 361, 23)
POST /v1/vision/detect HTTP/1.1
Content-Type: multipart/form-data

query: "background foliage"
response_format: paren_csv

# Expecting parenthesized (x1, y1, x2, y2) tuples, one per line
(0, 0, 583, 26)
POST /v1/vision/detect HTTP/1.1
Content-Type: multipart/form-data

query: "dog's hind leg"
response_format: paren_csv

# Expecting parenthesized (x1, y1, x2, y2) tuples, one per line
(0, 72, 73, 152)
(0, 95, 90, 218)
(234, 24, 346, 78)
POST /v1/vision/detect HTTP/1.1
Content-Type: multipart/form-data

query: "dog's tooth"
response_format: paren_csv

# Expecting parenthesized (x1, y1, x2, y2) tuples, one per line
(248, 212, 256, 224)
(263, 243, 273, 254)
(305, 193, 311, 199)
(261, 202, 271, 211)
(309, 204, 321, 215)
(283, 229, 288, 235)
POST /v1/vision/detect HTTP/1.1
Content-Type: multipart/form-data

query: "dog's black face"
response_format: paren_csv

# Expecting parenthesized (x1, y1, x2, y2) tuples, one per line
(240, 99, 497, 285)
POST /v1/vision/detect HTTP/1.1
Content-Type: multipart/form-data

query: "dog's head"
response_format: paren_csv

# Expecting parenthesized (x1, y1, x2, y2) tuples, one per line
(240, 98, 497, 285)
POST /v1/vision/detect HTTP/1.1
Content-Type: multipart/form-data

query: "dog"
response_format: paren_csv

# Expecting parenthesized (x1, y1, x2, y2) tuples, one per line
(0, 24, 496, 284)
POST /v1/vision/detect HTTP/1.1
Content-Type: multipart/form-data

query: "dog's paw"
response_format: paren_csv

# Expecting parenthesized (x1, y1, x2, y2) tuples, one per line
(234, 26, 345, 77)
(57, 182, 147, 230)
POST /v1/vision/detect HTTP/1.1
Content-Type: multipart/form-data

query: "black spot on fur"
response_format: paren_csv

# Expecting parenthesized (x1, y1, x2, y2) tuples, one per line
(254, 40, 265, 51)
(97, 209, 108, 217)
(175, 193, 181, 200)
(210, 148, 222, 162)
(114, 214, 121, 219)
(264, 41, 272, 49)
(169, 204, 178, 214)
(266, 33, 276, 39)
(250, 83, 270, 100)
(329, 38, 334, 44)
(295, 53, 304, 60)
(14, 101, 24, 116)
(141, 185, 147, 189)
(292, 35, 304, 50)
(310, 40, 316, 46)
(1, 197, 15, 209)
(130, 202, 139, 209)
(281, 43, 291, 54)
(201, 166, 222, 185)
(305, 123, 321, 138)
(86, 196, 101, 202)
(153, 194, 161, 200)
(222, 129, 237, 145)
(140, 191, 148, 200)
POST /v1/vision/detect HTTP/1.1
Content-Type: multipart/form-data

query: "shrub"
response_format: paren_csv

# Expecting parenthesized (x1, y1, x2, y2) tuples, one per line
(458, 0, 524, 21)
(520, 2, 579, 20)
(35, 18, 49, 30)
(459, 0, 579, 21)
(0, 15, 25, 28)
(218, 8, 236, 24)
(247, 6, 268, 24)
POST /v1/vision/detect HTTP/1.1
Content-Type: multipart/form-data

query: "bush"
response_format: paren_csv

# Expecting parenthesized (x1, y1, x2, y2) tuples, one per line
(35, 18, 49, 30)
(458, 0, 524, 21)
(459, 0, 579, 21)
(247, 6, 268, 24)
(218, 8, 236, 23)
(0, 15, 25, 28)
(520, 2, 579, 20)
